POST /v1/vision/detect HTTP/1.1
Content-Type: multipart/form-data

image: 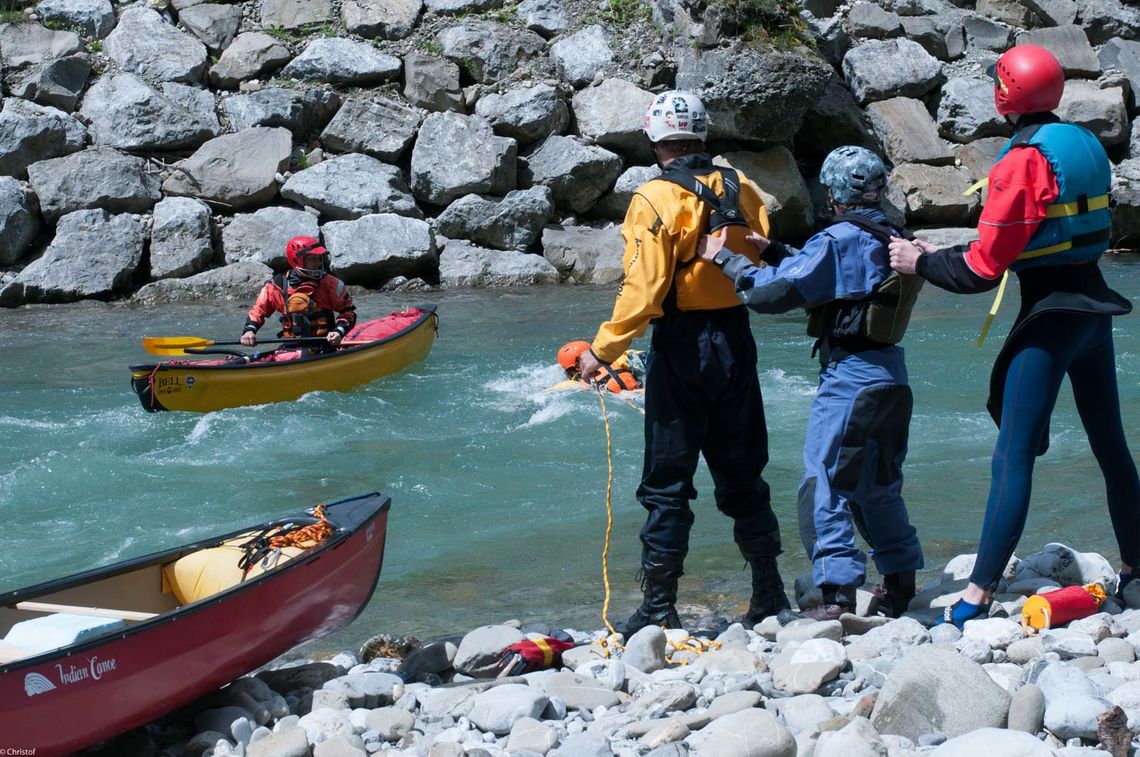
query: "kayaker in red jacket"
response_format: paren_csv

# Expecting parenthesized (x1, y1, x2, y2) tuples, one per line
(241, 236, 357, 350)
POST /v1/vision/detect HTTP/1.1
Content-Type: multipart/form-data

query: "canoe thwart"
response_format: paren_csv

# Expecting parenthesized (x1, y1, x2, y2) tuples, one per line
(12, 601, 158, 622)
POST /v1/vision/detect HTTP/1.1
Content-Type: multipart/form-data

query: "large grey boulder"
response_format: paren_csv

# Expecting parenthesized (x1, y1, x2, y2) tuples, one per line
(796, 76, 878, 163)
(454, 625, 526, 678)
(1055, 80, 1129, 147)
(402, 52, 462, 113)
(149, 197, 215, 279)
(716, 148, 813, 239)
(435, 186, 553, 250)
(0, 177, 39, 266)
(467, 684, 549, 735)
(320, 98, 423, 162)
(1024, 0, 1078, 26)
(842, 38, 944, 104)
(260, 0, 332, 29)
(871, 646, 1011, 740)
(0, 22, 80, 70)
(179, 4, 243, 53)
(341, 0, 423, 40)
(12, 56, 92, 112)
(572, 79, 654, 161)
(320, 213, 437, 285)
(518, 0, 568, 38)
(280, 38, 401, 85)
(1, 209, 145, 305)
(929, 728, 1052, 757)
(81, 74, 220, 151)
(550, 25, 612, 86)
(1016, 25, 1100, 77)
(281, 153, 420, 220)
(27, 147, 162, 221)
(676, 46, 832, 143)
(1111, 157, 1140, 247)
(209, 32, 292, 89)
(541, 224, 622, 283)
(439, 240, 559, 287)
(221, 206, 319, 266)
(133, 261, 272, 304)
(437, 21, 546, 85)
(695, 708, 795, 757)
(936, 77, 1010, 143)
(410, 112, 517, 206)
(35, 0, 115, 38)
(590, 165, 659, 221)
(0, 98, 86, 177)
(474, 84, 568, 145)
(866, 97, 955, 165)
(163, 127, 292, 209)
(105, 7, 208, 84)
(221, 88, 341, 136)
(520, 135, 621, 215)
(1099, 38, 1140, 111)
(963, 14, 1012, 52)
(1077, 0, 1140, 45)
(848, 1, 903, 38)
(886, 163, 980, 226)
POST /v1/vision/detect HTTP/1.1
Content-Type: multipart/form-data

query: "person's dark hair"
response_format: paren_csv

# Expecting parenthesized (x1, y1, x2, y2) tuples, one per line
(653, 139, 704, 162)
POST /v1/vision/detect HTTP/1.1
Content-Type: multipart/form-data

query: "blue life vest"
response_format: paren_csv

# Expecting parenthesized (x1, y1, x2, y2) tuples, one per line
(995, 121, 1111, 272)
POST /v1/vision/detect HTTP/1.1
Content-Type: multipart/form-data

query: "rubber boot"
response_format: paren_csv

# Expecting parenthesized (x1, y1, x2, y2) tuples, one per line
(618, 552, 683, 637)
(877, 571, 916, 618)
(741, 555, 792, 626)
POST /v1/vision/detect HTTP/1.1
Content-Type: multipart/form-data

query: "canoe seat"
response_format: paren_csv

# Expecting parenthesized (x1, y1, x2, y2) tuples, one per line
(162, 538, 305, 606)
(4, 613, 126, 656)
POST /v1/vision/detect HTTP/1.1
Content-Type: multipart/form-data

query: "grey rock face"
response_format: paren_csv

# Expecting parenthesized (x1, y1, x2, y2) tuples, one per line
(320, 213, 437, 285)
(1016, 24, 1101, 76)
(105, 7, 208, 84)
(0, 23, 80, 70)
(866, 97, 955, 164)
(797, 76, 877, 163)
(963, 14, 1012, 52)
(81, 74, 220, 151)
(717, 148, 813, 239)
(935, 77, 1010, 143)
(435, 186, 553, 250)
(179, 4, 243, 53)
(698, 708, 796, 757)
(402, 53, 462, 113)
(222, 88, 341, 136)
(209, 32, 293, 89)
(843, 38, 944, 104)
(518, 0, 568, 38)
(1099, 38, 1140, 111)
(550, 25, 612, 86)
(541, 224, 623, 283)
(427, 0, 499, 12)
(848, 1, 904, 38)
(35, 0, 115, 38)
(475, 84, 568, 145)
(572, 79, 654, 161)
(467, 683, 550, 735)
(320, 98, 423, 162)
(27, 147, 162, 221)
(676, 47, 832, 143)
(439, 240, 559, 288)
(163, 127, 292, 209)
(0, 97, 86, 177)
(12, 56, 92, 112)
(132, 260, 273, 304)
(221, 206, 319, 266)
(281, 153, 421, 220)
(978, 0, 1036, 26)
(260, 0, 332, 29)
(1024, 0, 1078, 25)
(1112, 158, 1140, 246)
(438, 21, 547, 85)
(591, 165, 660, 221)
(2, 209, 145, 305)
(410, 112, 517, 206)
(1077, 0, 1140, 45)
(900, 16, 949, 59)
(280, 38, 401, 85)
(871, 646, 1011, 740)
(341, 0, 423, 40)
(0, 177, 39, 266)
(887, 163, 980, 226)
(520, 135, 621, 214)
(1056, 80, 1128, 147)
(149, 197, 215, 279)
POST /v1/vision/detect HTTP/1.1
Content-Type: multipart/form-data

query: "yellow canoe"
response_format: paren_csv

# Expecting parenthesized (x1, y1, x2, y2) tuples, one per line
(129, 305, 437, 413)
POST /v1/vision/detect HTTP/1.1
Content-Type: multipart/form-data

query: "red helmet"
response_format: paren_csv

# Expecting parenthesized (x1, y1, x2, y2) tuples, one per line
(557, 341, 591, 376)
(989, 45, 1064, 117)
(285, 235, 328, 274)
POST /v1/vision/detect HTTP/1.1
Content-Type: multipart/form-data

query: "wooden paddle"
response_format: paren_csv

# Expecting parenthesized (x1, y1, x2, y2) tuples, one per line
(142, 335, 369, 356)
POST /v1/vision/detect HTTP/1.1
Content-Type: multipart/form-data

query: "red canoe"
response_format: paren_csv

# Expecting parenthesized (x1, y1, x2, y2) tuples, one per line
(0, 492, 390, 755)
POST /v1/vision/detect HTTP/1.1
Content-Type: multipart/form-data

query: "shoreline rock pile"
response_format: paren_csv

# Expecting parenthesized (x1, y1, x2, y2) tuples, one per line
(0, 0, 1138, 308)
(90, 542, 1140, 756)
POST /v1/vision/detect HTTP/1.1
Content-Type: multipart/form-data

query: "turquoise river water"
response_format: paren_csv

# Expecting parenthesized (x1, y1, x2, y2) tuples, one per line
(1, 259, 1138, 653)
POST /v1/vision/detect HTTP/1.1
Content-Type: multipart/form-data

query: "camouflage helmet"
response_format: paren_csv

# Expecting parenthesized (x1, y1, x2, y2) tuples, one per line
(819, 146, 888, 205)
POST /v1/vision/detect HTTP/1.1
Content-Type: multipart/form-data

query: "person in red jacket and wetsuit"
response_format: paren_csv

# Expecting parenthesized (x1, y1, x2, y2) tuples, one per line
(241, 236, 357, 352)
(889, 45, 1140, 628)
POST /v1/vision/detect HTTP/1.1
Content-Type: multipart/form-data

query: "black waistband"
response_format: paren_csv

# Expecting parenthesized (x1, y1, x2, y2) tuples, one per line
(814, 333, 891, 366)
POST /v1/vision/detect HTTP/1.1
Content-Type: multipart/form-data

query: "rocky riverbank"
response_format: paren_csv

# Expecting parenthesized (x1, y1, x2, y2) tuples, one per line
(0, 0, 1139, 308)
(89, 542, 1140, 757)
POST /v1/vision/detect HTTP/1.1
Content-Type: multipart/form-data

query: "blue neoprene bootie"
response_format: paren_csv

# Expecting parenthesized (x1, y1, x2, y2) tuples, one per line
(935, 598, 989, 629)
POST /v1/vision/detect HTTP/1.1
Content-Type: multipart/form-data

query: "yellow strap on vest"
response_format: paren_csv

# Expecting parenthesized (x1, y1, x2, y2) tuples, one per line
(964, 177, 988, 196)
(1044, 194, 1109, 218)
(532, 637, 554, 667)
(976, 270, 1010, 347)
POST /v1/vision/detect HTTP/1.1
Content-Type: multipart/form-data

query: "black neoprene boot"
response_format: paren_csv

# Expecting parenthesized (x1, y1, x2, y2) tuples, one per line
(741, 555, 792, 626)
(619, 551, 683, 637)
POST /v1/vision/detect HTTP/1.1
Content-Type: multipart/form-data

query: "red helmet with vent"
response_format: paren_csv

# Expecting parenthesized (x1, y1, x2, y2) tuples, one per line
(989, 45, 1064, 117)
(284, 236, 328, 278)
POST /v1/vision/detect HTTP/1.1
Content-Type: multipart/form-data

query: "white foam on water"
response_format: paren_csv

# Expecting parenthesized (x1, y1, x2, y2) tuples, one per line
(0, 415, 69, 430)
(762, 367, 817, 397)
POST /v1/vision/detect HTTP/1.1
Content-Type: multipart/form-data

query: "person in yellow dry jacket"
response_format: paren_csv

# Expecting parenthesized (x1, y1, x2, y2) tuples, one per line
(577, 90, 791, 635)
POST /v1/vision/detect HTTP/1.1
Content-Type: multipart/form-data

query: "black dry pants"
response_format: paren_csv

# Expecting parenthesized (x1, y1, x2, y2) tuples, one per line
(637, 306, 782, 565)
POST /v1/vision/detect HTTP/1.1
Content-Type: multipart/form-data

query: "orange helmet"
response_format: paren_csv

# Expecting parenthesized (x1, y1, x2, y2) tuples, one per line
(557, 341, 591, 376)
(988, 45, 1064, 117)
